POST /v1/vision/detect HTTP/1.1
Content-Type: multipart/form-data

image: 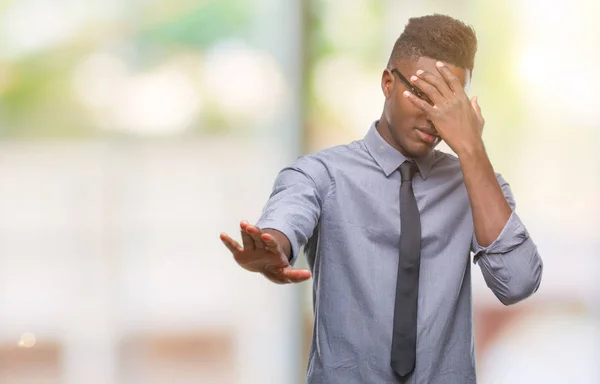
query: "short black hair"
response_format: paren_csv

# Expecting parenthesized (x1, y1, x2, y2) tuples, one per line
(387, 14, 478, 70)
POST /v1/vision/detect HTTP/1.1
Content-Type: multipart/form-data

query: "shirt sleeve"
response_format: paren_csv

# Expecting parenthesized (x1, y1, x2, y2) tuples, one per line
(472, 173, 544, 305)
(255, 155, 330, 266)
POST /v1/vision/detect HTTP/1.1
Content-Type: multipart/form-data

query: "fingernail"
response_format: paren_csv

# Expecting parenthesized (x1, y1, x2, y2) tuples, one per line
(403, 90, 411, 97)
(436, 61, 444, 67)
(416, 70, 424, 76)
(410, 75, 418, 82)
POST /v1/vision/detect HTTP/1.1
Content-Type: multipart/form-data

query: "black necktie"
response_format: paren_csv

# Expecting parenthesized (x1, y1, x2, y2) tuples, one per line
(391, 160, 421, 378)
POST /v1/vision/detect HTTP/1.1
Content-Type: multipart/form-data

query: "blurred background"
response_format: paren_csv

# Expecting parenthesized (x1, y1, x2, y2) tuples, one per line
(0, 0, 598, 383)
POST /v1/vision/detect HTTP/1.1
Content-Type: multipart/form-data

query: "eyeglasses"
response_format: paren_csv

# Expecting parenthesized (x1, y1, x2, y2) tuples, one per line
(390, 68, 432, 104)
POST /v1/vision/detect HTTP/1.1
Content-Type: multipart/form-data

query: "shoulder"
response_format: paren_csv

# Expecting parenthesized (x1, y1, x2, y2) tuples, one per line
(282, 139, 365, 194)
(291, 139, 365, 175)
(300, 139, 364, 162)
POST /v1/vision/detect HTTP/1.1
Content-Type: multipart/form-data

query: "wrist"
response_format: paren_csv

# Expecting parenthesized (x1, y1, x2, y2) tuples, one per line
(456, 139, 486, 159)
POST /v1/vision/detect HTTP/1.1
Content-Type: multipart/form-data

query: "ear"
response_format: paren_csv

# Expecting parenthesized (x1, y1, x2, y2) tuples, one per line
(381, 68, 394, 99)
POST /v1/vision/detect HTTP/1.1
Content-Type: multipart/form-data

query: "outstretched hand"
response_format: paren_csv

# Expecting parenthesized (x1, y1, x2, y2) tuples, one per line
(220, 221, 312, 284)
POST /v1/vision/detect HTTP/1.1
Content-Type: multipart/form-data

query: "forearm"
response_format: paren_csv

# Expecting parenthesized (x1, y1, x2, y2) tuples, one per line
(263, 229, 292, 260)
(458, 143, 512, 247)
(461, 146, 545, 305)
(476, 233, 543, 305)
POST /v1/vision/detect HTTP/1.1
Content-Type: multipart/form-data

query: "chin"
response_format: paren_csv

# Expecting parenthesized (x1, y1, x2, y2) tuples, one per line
(392, 132, 433, 158)
(406, 142, 433, 159)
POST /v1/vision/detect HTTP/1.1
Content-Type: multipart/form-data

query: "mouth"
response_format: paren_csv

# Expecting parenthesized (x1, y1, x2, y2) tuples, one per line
(415, 127, 439, 144)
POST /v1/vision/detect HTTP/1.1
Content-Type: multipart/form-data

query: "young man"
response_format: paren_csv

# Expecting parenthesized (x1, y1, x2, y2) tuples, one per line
(220, 14, 543, 384)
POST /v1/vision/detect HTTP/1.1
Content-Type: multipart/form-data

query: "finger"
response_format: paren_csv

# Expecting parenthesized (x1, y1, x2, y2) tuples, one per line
(220, 233, 243, 255)
(410, 73, 444, 104)
(282, 268, 312, 283)
(239, 221, 256, 251)
(436, 61, 467, 96)
(245, 224, 265, 249)
(415, 68, 453, 99)
(403, 90, 437, 116)
(261, 233, 282, 253)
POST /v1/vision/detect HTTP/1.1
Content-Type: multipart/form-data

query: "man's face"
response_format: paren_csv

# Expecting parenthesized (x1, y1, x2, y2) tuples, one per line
(381, 56, 469, 158)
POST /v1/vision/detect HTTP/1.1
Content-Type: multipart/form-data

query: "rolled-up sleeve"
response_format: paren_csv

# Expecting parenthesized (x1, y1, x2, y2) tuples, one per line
(256, 156, 330, 266)
(472, 174, 543, 305)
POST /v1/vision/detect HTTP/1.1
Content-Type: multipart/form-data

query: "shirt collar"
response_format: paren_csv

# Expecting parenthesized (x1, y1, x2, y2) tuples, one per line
(364, 120, 436, 179)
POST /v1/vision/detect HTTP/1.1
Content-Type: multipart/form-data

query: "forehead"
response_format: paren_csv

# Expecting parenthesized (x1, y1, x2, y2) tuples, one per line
(398, 57, 470, 89)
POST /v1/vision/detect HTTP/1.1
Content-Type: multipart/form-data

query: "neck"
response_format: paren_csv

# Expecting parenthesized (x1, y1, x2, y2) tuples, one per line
(375, 117, 412, 158)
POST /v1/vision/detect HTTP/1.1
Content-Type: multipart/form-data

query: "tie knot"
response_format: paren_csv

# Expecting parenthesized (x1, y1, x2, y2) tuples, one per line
(400, 161, 418, 181)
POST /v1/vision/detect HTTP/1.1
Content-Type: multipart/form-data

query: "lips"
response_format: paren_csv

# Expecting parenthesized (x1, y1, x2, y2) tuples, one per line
(415, 128, 439, 144)
(415, 127, 438, 137)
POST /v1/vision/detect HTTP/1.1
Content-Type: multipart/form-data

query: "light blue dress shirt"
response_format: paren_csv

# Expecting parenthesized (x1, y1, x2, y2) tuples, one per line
(256, 121, 543, 384)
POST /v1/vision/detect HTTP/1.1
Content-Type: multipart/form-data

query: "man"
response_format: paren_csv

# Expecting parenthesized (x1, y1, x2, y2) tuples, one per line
(220, 14, 543, 384)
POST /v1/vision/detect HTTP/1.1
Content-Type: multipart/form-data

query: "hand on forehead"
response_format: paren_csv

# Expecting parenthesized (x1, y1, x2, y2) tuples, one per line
(401, 57, 471, 93)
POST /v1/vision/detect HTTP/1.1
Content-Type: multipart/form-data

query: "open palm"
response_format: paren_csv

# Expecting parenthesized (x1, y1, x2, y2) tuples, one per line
(220, 221, 311, 284)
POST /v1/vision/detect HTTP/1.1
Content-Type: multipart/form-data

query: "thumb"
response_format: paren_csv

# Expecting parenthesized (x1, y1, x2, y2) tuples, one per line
(471, 96, 484, 130)
(470, 96, 481, 114)
(282, 266, 312, 283)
